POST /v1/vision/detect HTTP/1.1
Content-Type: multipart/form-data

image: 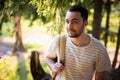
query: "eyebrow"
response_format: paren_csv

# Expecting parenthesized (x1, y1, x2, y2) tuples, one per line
(72, 18, 79, 21)
(66, 18, 79, 21)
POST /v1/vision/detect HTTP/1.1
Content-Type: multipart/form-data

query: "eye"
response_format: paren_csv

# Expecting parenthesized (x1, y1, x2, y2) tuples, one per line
(73, 20, 78, 24)
(66, 20, 69, 24)
(70, 21, 78, 24)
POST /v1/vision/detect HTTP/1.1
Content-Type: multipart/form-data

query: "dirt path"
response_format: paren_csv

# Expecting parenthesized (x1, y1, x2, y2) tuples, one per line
(0, 43, 12, 56)
(0, 36, 120, 68)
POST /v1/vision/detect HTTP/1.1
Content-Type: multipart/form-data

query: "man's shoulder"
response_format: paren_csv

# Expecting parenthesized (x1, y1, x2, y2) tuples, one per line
(90, 36, 106, 50)
(50, 34, 67, 46)
(89, 36, 108, 56)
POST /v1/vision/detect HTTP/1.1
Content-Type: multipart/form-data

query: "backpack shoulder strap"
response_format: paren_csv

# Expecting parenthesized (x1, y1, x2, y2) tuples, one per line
(52, 34, 67, 80)
(59, 34, 66, 65)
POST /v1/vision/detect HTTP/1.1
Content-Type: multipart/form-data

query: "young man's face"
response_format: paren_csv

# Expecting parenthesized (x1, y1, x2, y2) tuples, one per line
(65, 11, 87, 38)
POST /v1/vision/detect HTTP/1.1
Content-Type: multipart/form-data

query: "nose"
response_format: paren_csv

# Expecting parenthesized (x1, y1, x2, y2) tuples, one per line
(67, 22, 73, 29)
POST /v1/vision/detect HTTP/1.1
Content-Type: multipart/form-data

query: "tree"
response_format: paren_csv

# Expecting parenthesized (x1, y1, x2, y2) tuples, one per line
(92, 0, 103, 39)
(112, 1, 120, 69)
(30, 0, 93, 36)
(112, 17, 120, 69)
(0, 0, 9, 36)
(104, 0, 111, 47)
(0, 0, 39, 54)
(12, 15, 26, 53)
(9, 0, 33, 53)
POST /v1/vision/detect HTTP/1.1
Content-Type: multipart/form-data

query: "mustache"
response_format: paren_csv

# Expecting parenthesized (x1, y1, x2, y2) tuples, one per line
(69, 29, 76, 31)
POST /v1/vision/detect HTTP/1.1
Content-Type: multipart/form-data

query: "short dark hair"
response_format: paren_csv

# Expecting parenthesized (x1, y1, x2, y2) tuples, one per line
(68, 5, 88, 20)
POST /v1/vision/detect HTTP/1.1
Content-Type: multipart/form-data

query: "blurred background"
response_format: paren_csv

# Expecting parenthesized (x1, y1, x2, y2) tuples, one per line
(0, 0, 120, 80)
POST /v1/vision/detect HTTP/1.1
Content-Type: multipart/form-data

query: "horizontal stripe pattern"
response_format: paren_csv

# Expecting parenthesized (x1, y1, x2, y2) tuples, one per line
(56, 36, 111, 80)
(46, 35, 111, 80)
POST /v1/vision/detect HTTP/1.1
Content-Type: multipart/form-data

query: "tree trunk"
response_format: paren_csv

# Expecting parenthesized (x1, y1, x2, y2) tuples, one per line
(104, 0, 111, 48)
(112, 18, 120, 69)
(12, 15, 26, 54)
(0, 22, 2, 36)
(92, 0, 103, 40)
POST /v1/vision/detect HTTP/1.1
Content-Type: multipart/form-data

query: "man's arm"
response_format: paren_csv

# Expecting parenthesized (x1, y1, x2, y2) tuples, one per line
(45, 56, 64, 73)
(45, 57, 56, 71)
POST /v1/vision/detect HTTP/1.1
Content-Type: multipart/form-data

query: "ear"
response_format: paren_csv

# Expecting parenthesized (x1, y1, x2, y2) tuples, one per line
(84, 20, 88, 27)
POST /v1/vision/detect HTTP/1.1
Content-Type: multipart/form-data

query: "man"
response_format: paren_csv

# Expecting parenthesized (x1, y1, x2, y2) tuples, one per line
(45, 5, 111, 80)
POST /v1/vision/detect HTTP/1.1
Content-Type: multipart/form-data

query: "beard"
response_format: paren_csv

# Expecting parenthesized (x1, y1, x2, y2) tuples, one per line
(67, 25, 84, 38)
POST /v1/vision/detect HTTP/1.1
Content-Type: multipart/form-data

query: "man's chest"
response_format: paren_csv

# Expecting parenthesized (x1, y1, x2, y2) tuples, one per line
(65, 46, 97, 72)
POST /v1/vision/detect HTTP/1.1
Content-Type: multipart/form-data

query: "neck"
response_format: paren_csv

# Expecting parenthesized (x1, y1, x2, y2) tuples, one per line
(71, 33, 90, 47)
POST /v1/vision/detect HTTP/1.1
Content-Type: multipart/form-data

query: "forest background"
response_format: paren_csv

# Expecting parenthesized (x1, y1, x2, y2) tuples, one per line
(0, 0, 120, 80)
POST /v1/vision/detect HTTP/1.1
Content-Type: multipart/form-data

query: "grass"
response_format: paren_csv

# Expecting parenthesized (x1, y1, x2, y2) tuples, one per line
(0, 56, 30, 80)
(0, 25, 51, 80)
(0, 53, 50, 80)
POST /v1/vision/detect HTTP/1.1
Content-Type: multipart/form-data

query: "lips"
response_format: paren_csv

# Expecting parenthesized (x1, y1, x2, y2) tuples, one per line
(68, 30, 75, 35)
(69, 29, 76, 32)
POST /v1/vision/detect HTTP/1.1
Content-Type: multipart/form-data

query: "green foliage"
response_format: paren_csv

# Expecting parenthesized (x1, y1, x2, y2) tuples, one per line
(25, 43, 45, 51)
(0, 0, 119, 47)
(0, 0, 94, 36)
(0, 55, 49, 80)
(0, 0, 40, 29)
(29, 0, 94, 35)
(2, 21, 14, 37)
